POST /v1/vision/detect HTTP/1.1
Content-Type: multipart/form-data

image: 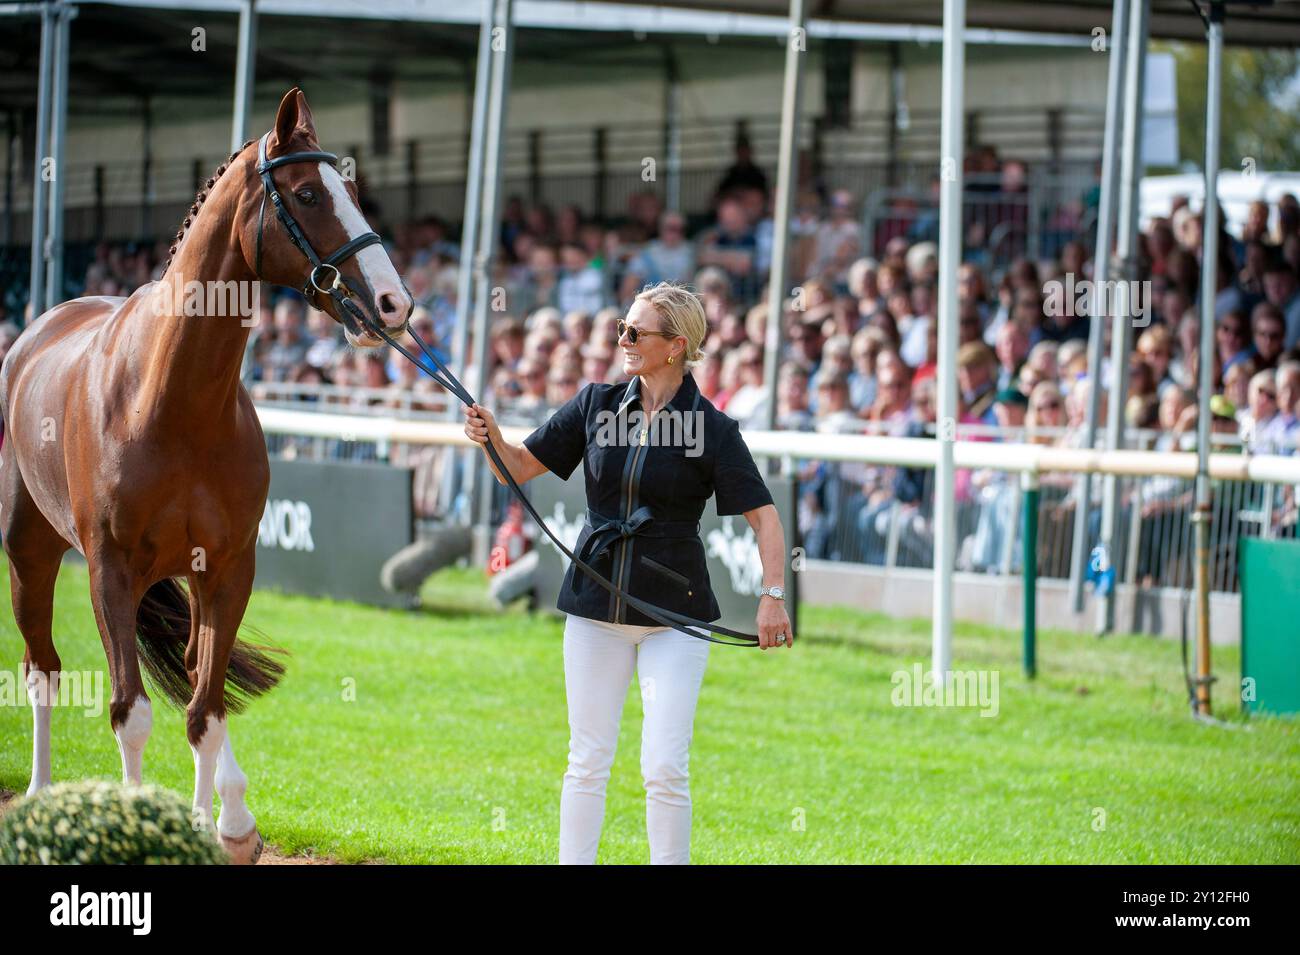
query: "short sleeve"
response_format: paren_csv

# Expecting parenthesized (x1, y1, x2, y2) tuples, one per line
(713, 417, 774, 516)
(522, 384, 593, 481)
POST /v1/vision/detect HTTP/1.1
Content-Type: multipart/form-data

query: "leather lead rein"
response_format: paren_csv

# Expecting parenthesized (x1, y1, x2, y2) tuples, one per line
(253, 129, 763, 647)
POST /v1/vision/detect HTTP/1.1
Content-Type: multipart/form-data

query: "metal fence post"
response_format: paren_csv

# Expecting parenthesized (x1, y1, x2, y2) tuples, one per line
(1022, 470, 1039, 678)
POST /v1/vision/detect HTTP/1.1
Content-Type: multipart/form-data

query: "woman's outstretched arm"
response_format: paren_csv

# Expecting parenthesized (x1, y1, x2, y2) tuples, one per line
(463, 402, 550, 486)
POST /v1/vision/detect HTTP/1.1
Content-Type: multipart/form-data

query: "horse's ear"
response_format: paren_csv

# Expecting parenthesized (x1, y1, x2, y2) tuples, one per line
(270, 87, 303, 155)
(291, 89, 317, 141)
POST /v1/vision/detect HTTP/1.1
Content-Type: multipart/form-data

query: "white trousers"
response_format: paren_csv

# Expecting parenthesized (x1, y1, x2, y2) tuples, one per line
(559, 614, 711, 865)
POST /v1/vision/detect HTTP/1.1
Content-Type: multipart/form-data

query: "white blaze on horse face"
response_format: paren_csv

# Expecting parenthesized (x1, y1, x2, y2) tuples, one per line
(318, 161, 409, 333)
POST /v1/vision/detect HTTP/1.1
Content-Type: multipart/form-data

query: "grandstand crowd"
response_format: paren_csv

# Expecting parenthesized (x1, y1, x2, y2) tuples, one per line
(3, 145, 1299, 575)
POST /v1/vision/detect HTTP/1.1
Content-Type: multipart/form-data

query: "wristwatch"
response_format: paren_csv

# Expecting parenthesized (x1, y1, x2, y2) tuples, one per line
(758, 585, 786, 600)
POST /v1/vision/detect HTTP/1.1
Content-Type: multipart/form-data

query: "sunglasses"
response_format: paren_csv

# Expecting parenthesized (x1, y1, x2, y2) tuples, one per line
(618, 320, 677, 345)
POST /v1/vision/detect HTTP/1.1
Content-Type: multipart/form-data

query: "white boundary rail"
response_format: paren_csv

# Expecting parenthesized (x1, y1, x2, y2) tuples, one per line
(256, 405, 1300, 485)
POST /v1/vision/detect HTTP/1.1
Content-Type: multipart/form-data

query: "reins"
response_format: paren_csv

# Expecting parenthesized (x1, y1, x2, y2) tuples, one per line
(255, 131, 766, 647)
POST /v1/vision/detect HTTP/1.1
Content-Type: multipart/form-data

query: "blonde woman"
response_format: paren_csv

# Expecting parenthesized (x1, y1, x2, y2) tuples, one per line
(464, 282, 793, 864)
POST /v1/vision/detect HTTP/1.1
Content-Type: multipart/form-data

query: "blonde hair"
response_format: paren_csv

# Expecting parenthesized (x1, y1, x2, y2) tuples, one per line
(634, 282, 708, 367)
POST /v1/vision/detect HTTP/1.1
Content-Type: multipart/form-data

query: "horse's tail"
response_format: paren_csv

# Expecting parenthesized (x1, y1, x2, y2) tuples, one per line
(135, 578, 286, 712)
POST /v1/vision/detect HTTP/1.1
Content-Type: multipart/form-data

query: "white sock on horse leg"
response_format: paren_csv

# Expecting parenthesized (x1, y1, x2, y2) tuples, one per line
(215, 730, 255, 839)
(25, 668, 59, 796)
(189, 713, 226, 832)
(114, 695, 152, 786)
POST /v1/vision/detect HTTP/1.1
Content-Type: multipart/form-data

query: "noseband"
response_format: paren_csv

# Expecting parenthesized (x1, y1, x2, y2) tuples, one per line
(253, 132, 385, 336)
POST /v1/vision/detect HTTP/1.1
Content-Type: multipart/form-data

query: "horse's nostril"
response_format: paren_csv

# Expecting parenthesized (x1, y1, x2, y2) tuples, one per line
(379, 293, 400, 315)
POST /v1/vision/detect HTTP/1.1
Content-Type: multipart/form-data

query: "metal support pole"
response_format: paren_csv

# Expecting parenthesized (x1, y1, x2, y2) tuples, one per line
(43, 2, 72, 313)
(593, 127, 608, 222)
(933, 0, 966, 682)
(1097, 0, 1148, 635)
(27, 0, 54, 324)
(451, 0, 493, 391)
(1022, 471, 1039, 679)
(471, 0, 514, 564)
(93, 163, 104, 241)
(762, 0, 807, 433)
(663, 47, 682, 215)
(406, 139, 419, 215)
(440, 0, 495, 530)
(527, 130, 541, 204)
(139, 96, 152, 240)
(1194, 1, 1225, 717)
(886, 42, 903, 188)
(232, 0, 258, 153)
(1069, 0, 1129, 612)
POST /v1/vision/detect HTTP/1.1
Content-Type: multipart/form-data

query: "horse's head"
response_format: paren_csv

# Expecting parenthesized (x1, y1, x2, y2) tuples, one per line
(241, 88, 412, 347)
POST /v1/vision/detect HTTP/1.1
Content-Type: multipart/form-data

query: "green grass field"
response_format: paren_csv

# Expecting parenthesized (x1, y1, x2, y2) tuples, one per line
(1, 555, 1296, 864)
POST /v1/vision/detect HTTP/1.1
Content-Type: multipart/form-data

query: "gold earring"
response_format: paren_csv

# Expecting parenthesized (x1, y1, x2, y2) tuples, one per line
(667, 355, 674, 364)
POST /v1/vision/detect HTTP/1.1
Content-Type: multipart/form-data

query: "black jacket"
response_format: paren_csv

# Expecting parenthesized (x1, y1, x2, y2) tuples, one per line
(523, 371, 774, 625)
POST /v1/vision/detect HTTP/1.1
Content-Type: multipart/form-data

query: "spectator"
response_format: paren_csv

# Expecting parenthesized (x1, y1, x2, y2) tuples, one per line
(722, 343, 768, 428)
(1135, 325, 1177, 398)
(1260, 361, 1300, 453)
(547, 366, 581, 407)
(1251, 301, 1287, 371)
(957, 342, 999, 426)
(622, 211, 695, 296)
(1242, 369, 1280, 452)
(777, 362, 814, 431)
(863, 361, 911, 432)
(811, 190, 864, 283)
(848, 326, 887, 411)
(1262, 255, 1300, 349)
(263, 298, 311, 383)
(1025, 382, 1066, 444)
(556, 242, 606, 314)
(812, 367, 859, 434)
(1216, 309, 1254, 379)
(696, 196, 759, 303)
(715, 138, 768, 199)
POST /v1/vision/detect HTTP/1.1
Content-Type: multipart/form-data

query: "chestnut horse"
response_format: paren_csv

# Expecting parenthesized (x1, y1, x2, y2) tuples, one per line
(0, 89, 411, 861)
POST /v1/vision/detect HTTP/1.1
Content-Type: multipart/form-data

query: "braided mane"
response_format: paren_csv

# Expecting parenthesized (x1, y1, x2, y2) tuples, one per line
(160, 139, 256, 277)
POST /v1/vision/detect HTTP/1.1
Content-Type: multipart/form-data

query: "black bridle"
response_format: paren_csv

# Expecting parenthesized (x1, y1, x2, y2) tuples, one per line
(253, 132, 385, 338)
(253, 130, 768, 648)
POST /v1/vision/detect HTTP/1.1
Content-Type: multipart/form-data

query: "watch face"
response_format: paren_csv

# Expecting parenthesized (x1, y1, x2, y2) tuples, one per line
(763, 586, 785, 599)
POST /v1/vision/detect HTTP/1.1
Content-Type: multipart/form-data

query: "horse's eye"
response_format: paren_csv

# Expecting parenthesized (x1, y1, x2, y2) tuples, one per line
(296, 189, 318, 205)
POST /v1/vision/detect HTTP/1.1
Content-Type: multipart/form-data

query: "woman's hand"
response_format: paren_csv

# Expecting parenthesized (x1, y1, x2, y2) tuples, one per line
(464, 402, 502, 448)
(757, 595, 794, 651)
(462, 403, 549, 486)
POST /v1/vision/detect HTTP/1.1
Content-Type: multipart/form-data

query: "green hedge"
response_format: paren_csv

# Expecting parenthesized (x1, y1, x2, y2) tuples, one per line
(0, 780, 226, 865)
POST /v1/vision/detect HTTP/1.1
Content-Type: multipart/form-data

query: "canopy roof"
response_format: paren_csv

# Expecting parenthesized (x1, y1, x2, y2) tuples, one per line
(623, 0, 1300, 45)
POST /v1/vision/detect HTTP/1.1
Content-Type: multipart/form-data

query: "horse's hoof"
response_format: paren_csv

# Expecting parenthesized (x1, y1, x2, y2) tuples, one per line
(219, 827, 264, 865)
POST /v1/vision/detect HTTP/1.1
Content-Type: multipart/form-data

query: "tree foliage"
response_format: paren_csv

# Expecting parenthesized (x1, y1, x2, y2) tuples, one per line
(1170, 43, 1300, 172)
